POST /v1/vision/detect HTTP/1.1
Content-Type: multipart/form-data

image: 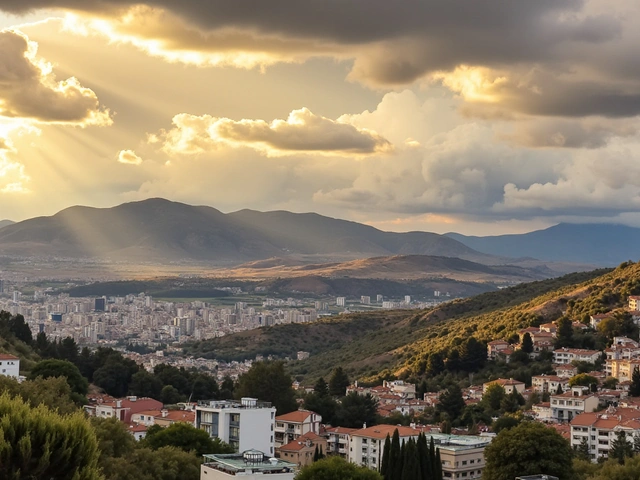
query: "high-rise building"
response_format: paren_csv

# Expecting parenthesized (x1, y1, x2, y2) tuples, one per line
(336, 297, 346, 307)
(94, 298, 106, 312)
(376, 294, 383, 303)
(0, 279, 4, 294)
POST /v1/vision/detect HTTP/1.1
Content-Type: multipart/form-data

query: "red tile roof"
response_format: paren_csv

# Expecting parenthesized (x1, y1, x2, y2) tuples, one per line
(0, 354, 19, 360)
(276, 410, 315, 423)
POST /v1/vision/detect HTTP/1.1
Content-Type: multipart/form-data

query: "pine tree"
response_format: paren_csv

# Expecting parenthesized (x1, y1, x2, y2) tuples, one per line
(555, 317, 574, 348)
(328, 367, 350, 397)
(401, 438, 420, 480)
(574, 436, 590, 461)
(610, 430, 634, 464)
(314, 377, 329, 397)
(521, 332, 534, 354)
(381, 434, 391, 479)
(631, 368, 640, 397)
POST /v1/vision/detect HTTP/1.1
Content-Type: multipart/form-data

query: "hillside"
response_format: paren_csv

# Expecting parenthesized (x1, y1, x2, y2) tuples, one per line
(185, 266, 622, 379)
(217, 255, 554, 283)
(447, 223, 640, 266)
(0, 198, 497, 264)
(0, 220, 13, 230)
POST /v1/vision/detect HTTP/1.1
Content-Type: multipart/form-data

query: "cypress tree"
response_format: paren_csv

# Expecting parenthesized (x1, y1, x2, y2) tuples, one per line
(394, 439, 405, 480)
(417, 433, 431, 480)
(429, 437, 437, 479)
(435, 448, 443, 480)
(381, 434, 391, 478)
(319, 445, 324, 459)
(313, 445, 319, 462)
(388, 429, 401, 480)
(401, 438, 420, 480)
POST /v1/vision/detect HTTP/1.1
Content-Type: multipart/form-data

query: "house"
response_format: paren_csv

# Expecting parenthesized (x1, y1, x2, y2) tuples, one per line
(590, 314, 612, 329)
(154, 409, 196, 427)
(383, 380, 417, 399)
(128, 423, 148, 441)
(531, 375, 569, 394)
(607, 358, 640, 382)
(277, 432, 327, 468)
(487, 340, 510, 360)
(348, 425, 492, 479)
(555, 364, 578, 378)
(201, 451, 296, 480)
(553, 348, 601, 365)
(570, 407, 640, 461)
(532, 402, 553, 422)
(629, 296, 640, 311)
(550, 387, 599, 423)
(324, 426, 356, 458)
(86, 396, 163, 423)
(0, 354, 19, 379)
(196, 398, 276, 455)
(482, 378, 526, 395)
(274, 410, 322, 448)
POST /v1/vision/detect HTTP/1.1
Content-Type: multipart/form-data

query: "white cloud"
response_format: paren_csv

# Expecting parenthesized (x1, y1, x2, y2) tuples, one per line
(117, 149, 143, 165)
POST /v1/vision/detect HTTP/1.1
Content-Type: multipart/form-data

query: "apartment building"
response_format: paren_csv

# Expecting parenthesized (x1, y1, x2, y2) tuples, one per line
(196, 398, 276, 455)
(550, 387, 599, 422)
(570, 407, 640, 461)
(0, 354, 19, 379)
(553, 348, 601, 365)
(324, 426, 356, 458)
(86, 396, 163, 423)
(531, 375, 569, 394)
(347, 425, 492, 479)
(274, 410, 322, 448)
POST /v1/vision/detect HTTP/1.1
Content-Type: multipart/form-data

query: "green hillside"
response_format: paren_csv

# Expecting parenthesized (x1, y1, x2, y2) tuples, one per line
(186, 266, 619, 381)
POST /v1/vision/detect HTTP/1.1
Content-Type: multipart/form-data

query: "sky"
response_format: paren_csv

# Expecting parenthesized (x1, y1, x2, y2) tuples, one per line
(0, 1, 640, 235)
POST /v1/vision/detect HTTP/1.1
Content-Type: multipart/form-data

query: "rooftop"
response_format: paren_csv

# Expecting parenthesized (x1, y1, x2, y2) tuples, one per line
(198, 398, 272, 409)
(203, 450, 296, 475)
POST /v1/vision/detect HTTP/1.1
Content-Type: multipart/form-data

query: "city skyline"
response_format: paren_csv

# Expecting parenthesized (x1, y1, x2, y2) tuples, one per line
(0, 2, 639, 235)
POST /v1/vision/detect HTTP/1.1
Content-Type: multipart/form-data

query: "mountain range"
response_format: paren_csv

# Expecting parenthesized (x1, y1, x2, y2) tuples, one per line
(0, 198, 635, 267)
(447, 223, 640, 266)
(0, 198, 496, 264)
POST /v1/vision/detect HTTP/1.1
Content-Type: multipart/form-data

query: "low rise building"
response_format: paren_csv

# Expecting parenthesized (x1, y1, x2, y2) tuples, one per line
(86, 396, 163, 423)
(196, 398, 276, 455)
(553, 348, 601, 365)
(324, 426, 356, 458)
(531, 375, 569, 394)
(550, 387, 599, 423)
(0, 354, 19, 379)
(278, 432, 327, 468)
(201, 451, 296, 480)
(482, 378, 526, 395)
(274, 410, 322, 448)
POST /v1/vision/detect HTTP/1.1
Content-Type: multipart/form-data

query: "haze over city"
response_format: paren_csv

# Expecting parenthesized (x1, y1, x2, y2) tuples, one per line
(1, 1, 640, 235)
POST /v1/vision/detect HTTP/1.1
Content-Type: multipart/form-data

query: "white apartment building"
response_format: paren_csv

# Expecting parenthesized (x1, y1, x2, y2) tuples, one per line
(196, 398, 276, 455)
(201, 451, 296, 480)
(274, 410, 322, 448)
(531, 374, 569, 394)
(571, 407, 640, 461)
(324, 426, 356, 458)
(553, 348, 601, 365)
(550, 387, 599, 423)
(0, 354, 19, 379)
(348, 425, 492, 479)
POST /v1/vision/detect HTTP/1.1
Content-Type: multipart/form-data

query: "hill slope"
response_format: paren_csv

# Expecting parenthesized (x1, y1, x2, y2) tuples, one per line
(186, 265, 628, 380)
(0, 220, 14, 230)
(447, 223, 640, 266)
(0, 198, 497, 264)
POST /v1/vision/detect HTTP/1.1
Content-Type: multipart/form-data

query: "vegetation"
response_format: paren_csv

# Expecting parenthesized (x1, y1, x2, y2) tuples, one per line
(0, 393, 102, 480)
(235, 361, 298, 414)
(142, 423, 233, 457)
(296, 456, 382, 480)
(381, 431, 443, 480)
(483, 422, 574, 480)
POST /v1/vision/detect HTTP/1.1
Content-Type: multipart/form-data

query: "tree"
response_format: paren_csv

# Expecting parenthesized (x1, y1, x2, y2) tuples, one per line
(381, 434, 391, 480)
(610, 430, 634, 464)
(190, 373, 220, 401)
(93, 356, 139, 397)
(129, 370, 163, 400)
(417, 433, 431, 480)
(603, 377, 619, 390)
(335, 392, 378, 429)
(492, 415, 521, 433)
(91, 417, 137, 461)
(219, 375, 235, 400)
(314, 377, 329, 397)
(569, 373, 598, 388)
(29, 359, 89, 396)
(329, 367, 350, 397)
(500, 390, 524, 414)
(143, 422, 232, 457)
(555, 383, 564, 395)
(104, 446, 201, 480)
(437, 384, 465, 421)
(304, 392, 338, 426)
(521, 332, 533, 354)
(59, 337, 79, 364)
(426, 352, 445, 377)
(483, 422, 574, 480)
(574, 436, 591, 462)
(635, 433, 640, 454)
(0, 393, 102, 480)
(631, 368, 640, 397)
(401, 438, 420, 480)
(296, 456, 382, 480)
(5, 313, 33, 345)
(161, 385, 185, 405)
(235, 361, 297, 414)
(555, 317, 574, 348)
(387, 429, 401, 480)
(0, 375, 79, 415)
(481, 384, 506, 413)
(458, 337, 487, 372)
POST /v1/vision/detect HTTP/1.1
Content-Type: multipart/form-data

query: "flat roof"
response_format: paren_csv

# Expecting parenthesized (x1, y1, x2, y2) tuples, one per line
(203, 451, 296, 474)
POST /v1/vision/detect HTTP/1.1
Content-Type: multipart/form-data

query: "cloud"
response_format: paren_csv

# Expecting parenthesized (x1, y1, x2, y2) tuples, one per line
(0, 29, 111, 126)
(155, 108, 392, 156)
(117, 149, 142, 165)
